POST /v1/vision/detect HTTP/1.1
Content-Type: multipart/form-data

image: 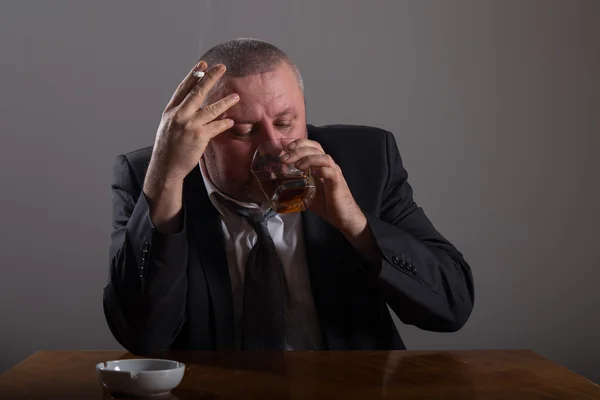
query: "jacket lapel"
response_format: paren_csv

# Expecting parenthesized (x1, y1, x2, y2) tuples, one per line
(301, 210, 348, 350)
(184, 166, 234, 349)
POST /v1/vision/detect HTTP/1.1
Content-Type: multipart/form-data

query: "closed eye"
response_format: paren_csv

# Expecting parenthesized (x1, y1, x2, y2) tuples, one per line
(228, 124, 254, 139)
(275, 122, 293, 131)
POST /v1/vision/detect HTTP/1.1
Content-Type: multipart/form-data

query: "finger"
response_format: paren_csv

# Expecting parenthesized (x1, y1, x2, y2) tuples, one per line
(178, 64, 227, 117)
(165, 61, 208, 111)
(202, 118, 235, 139)
(309, 166, 340, 181)
(294, 154, 337, 171)
(194, 93, 240, 125)
(286, 138, 324, 152)
(281, 146, 323, 164)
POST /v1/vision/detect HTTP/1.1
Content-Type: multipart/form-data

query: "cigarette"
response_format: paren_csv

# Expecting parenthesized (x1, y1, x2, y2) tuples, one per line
(192, 70, 205, 79)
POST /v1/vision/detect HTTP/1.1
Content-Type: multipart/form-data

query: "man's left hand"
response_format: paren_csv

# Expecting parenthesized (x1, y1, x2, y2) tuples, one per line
(282, 139, 367, 237)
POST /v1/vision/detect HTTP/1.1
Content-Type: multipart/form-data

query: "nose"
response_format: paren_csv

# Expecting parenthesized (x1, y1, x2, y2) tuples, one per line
(256, 121, 284, 143)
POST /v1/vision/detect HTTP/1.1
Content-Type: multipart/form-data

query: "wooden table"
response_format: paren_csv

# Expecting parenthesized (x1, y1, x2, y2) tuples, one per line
(0, 350, 598, 399)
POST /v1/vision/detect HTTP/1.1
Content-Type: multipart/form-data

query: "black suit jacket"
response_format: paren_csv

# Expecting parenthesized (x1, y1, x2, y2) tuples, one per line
(104, 124, 474, 354)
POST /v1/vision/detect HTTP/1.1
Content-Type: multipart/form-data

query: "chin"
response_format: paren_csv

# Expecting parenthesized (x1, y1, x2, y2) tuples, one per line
(239, 181, 266, 205)
(240, 188, 264, 205)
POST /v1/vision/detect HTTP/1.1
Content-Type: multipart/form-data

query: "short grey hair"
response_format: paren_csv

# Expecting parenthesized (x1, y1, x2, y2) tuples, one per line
(199, 38, 304, 96)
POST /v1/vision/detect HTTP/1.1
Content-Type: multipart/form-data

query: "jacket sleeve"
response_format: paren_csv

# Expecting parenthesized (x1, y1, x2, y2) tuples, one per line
(103, 154, 188, 354)
(366, 131, 474, 332)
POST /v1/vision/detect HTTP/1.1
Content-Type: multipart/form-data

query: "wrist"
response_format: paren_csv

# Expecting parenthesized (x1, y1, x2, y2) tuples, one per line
(144, 176, 184, 197)
(339, 208, 368, 239)
(144, 163, 185, 197)
(339, 211, 381, 269)
(143, 171, 184, 234)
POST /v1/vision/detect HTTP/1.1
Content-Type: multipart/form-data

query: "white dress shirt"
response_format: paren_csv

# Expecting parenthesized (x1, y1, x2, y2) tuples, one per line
(199, 161, 324, 350)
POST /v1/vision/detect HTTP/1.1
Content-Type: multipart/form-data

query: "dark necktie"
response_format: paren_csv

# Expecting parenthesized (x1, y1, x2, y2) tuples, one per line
(218, 197, 288, 350)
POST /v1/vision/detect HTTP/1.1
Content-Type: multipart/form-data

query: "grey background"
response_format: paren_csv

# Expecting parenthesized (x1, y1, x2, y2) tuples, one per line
(1, 0, 598, 383)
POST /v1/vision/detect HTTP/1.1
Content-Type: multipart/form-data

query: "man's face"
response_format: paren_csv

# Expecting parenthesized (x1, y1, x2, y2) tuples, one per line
(203, 63, 307, 203)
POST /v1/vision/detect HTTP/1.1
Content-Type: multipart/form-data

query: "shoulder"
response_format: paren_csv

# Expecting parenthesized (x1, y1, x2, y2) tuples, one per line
(112, 146, 153, 186)
(114, 146, 153, 172)
(307, 124, 395, 159)
(308, 124, 391, 142)
(120, 146, 153, 171)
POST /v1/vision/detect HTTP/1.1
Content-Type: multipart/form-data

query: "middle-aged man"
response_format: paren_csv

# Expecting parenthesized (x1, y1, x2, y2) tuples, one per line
(104, 38, 474, 353)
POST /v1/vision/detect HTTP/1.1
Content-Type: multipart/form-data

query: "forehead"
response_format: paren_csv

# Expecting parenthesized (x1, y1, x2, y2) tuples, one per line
(217, 64, 303, 118)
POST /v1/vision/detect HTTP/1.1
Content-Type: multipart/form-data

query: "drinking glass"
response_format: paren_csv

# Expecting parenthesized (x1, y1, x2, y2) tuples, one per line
(251, 138, 316, 214)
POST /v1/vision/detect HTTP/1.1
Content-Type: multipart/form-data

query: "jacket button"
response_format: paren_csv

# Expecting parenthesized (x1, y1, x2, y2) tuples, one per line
(392, 256, 400, 265)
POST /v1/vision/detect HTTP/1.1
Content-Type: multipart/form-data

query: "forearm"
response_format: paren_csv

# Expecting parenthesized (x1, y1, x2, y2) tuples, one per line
(143, 162, 184, 234)
(360, 130, 474, 331)
(342, 211, 473, 332)
(366, 213, 474, 332)
(340, 212, 382, 270)
(105, 193, 189, 354)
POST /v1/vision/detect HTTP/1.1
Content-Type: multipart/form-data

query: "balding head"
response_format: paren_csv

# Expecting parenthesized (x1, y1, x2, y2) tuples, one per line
(199, 38, 304, 102)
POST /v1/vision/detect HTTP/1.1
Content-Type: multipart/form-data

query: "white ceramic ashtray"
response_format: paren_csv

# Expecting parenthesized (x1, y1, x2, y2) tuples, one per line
(96, 359, 185, 397)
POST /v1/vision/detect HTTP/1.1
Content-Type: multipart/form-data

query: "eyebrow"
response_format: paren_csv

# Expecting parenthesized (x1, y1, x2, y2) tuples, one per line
(232, 107, 296, 124)
(275, 106, 295, 117)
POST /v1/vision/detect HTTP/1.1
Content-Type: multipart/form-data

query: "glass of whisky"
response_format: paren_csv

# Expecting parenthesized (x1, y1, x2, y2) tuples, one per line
(251, 138, 316, 214)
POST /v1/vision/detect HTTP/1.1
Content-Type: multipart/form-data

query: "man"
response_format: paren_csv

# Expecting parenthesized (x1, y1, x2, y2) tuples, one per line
(104, 38, 474, 354)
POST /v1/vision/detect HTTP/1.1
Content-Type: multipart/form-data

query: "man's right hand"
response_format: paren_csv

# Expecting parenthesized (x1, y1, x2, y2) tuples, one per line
(143, 61, 240, 233)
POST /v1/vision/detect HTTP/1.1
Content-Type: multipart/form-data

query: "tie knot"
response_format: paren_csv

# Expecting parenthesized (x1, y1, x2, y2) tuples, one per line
(246, 208, 277, 225)
(216, 195, 276, 227)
